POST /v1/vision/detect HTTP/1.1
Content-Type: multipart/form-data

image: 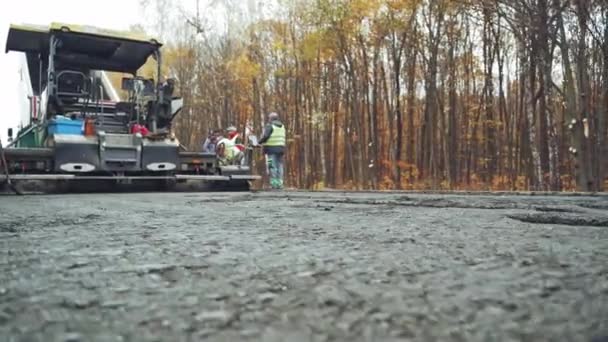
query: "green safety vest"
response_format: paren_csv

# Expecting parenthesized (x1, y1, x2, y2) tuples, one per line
(265, 124, 286, 146)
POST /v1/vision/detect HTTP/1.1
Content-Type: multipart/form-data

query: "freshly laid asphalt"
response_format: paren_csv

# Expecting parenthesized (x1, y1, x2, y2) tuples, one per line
(1, 192, 607, 341)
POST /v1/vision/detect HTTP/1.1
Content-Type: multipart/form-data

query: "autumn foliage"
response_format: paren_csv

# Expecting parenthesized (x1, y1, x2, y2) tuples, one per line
(136, 0, 608, 191)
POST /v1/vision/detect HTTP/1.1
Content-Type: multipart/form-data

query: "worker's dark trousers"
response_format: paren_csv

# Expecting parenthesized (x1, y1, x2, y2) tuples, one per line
(266, 152, 284, 189)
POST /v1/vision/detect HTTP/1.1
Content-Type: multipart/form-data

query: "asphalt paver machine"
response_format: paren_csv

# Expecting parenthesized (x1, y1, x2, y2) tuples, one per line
(1, 23, 259, 193)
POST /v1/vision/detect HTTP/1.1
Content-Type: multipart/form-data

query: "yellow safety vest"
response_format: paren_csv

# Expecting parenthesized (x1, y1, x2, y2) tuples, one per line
(265, 124, 286, 146)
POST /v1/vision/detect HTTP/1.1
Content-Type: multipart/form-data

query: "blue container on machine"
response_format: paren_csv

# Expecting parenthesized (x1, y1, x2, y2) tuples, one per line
(47, 117, 84, 136)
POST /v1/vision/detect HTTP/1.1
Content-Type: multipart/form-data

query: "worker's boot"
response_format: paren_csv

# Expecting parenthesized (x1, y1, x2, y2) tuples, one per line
(267, 159, 276, 189)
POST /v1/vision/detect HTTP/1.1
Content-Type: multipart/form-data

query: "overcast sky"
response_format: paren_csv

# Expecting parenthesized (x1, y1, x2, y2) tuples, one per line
(0, 0, 143, 143)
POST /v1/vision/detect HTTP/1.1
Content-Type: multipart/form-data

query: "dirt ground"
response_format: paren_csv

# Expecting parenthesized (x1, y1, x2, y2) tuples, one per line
(1, 191, 607, 342)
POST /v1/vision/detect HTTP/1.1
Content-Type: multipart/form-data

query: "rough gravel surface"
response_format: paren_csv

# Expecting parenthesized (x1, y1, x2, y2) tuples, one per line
(1, 192, 608, 342)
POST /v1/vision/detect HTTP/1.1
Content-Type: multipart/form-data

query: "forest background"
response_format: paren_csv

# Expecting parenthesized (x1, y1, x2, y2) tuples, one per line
(122, 0, 608, 191)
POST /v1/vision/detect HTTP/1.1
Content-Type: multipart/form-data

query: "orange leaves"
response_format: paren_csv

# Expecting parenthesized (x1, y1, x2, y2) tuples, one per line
(490, 175, 511, 190)
(227, 53, 262, 83)
(379, 159, 393, 169)
(349, 0, 383, 19)
(299, 30, 335, 61)
(272, 40, 288, 53)
(144, 0, 597, 192)
(397, 161, 416, 169)
(379, 175, 395, 189)
(314, 0, 382, 35)
(165, 46, 196, 65)
(386, 0, 422, 12)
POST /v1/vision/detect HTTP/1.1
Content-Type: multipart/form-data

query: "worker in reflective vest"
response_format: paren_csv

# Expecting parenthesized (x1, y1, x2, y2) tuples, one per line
(226, 125, 245, 153)
(216, 130, 244, 166)
(258, 112, 286, 189)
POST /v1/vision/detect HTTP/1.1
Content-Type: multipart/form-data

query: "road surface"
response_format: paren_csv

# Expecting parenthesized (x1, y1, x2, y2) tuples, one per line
(1, 192, 607, 342)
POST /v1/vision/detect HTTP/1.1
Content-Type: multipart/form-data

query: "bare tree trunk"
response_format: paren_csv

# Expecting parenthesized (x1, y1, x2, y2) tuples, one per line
(601, 7, 608, 190)
(370, 47, 381, 189)
(555, 3, 579, 190)
(445, 15, 458, 188)
(495, 16, 510, 185)
(574, 0, 594, 191)
(388, 30, 406, 189)
(482, 6, 497, 183)
(524, 40, 543, 190)
(537, 0, 560, 190)
(421, 1, 444, 187)
(406, 43, 417, 186)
